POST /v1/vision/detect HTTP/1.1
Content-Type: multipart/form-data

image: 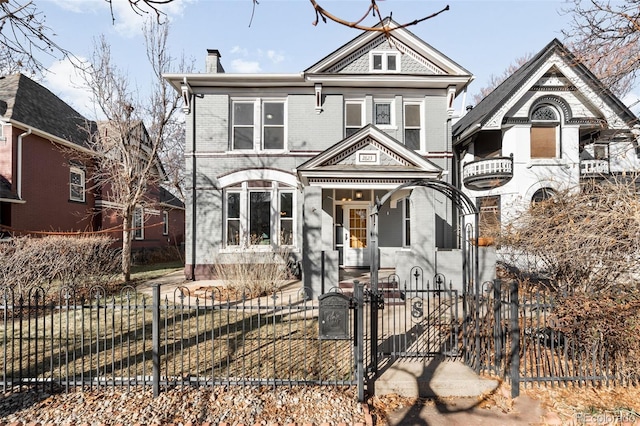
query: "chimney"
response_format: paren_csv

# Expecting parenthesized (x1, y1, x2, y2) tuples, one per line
(206, 49, 225, 74)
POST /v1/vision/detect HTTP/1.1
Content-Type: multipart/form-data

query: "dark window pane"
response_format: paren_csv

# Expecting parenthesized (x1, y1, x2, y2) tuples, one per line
(387, 55, 397, 70)
(405, 129, 420, 150)
(405, 104, 420, 127)
(373, 54, 382, 70)
(250, 191, 271, 244)
(346, 127, 359, 137)
(264, 127, 284, 149)
(227, 220, 240, 245)
(234, 127, 254, 150)
(346, 103, 362, 127)
(264, 103, 283, 125)
(227, 193, 240, 218)
(280, 219, 293, 245)
(280, 192, 292, 217)
(234, 103, 254, 125)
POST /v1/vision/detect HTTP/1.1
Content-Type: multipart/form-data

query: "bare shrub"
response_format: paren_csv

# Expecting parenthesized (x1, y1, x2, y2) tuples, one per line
(553, 291, 640, 381)
(0, 235, 121, 294)
(497, 176, 640, 293)
(214, 243, 296, 298)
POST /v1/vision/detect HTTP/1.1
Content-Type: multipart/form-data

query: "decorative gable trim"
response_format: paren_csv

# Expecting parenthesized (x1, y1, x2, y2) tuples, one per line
(327, 38, 386, 73)
(325, 136, 412, 167)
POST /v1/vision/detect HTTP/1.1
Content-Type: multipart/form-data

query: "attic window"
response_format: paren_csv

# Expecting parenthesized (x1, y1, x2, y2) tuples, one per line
(532, 105, 558, 121)
(371, 52, 400, 72)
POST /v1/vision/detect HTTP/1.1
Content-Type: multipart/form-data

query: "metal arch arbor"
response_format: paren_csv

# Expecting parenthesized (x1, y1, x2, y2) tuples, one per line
(367, 178, 480, 374)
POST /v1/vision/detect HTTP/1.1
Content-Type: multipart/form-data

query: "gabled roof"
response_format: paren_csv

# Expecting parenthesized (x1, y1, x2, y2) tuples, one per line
(0, 73, 93, 148)
(164, 18, 473, 93)
(297, 124, 442, 186)
(306, 17, 471, 78)
(159, 187, 184, 209)
(452, 39, 639, 142)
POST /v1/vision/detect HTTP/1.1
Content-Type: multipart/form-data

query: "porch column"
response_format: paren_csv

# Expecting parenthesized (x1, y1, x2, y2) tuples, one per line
(302, 186, 323, 298)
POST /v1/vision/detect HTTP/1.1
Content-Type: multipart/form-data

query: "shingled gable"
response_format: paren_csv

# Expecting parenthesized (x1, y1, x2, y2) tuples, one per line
(305, 18, 472, 88)
(452, 38, 638, 143)
(296, 124, 442, 186)
(0, 73, 94, 149)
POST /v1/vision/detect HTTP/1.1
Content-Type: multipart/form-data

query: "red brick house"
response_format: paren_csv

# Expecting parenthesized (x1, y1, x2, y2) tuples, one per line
(0, 73, 184, 254)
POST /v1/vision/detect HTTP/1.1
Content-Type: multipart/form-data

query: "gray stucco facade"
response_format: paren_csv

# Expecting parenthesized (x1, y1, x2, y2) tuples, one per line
(165, 19, 487, 298)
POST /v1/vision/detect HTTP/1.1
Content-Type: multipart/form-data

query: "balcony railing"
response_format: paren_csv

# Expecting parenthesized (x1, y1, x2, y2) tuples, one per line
(462, 156, 513, 190)
(580, 159, 610, 177)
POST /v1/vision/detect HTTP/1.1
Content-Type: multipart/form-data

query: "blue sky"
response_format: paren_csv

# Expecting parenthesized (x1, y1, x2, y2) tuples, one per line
(32, 0, 639, 117)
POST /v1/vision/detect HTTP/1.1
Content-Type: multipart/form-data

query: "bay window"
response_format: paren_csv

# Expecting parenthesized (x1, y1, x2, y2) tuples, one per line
(224, 180, 295, 247)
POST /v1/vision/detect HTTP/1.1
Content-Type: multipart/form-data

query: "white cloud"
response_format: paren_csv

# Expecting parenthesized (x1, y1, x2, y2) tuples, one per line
(230, 59, 262, 73)
(231, 46, 249, 56)
(267, 50, 284, 64)
(43, 58, 97, 119)
(49, 0, 192, 38)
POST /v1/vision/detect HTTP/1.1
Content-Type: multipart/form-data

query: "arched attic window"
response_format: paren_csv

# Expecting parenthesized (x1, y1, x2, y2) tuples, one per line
(530, 104, 560, 159)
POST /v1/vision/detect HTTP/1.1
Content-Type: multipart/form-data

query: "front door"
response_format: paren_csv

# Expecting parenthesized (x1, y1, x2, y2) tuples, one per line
(343, 206, 370, 267)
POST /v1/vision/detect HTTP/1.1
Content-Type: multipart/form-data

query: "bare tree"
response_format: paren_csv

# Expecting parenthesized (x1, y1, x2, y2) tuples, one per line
(81, 20, 188, 282)
(2, 0, 449, 77)
(0, 0, 72, 76)
(562, 0, 640, 98)
(496, 176, 640, 293)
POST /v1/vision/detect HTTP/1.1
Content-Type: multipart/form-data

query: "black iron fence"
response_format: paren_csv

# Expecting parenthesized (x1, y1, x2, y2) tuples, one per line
(1, 284, 359, 396)
(469, 280, 640, 396)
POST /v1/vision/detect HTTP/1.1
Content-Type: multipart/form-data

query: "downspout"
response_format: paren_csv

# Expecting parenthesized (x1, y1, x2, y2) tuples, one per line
(190, 91, 197, 281)
(17, 128, 32, 200)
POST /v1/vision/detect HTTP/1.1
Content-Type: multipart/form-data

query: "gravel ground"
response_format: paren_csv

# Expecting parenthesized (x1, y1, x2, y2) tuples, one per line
(0, 386, 372, 425)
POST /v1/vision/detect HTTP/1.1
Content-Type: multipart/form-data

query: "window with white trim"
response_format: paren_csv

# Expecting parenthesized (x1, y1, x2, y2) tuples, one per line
(224, 181, 296, 247)
(162, 211, 169, 235)
(231, 99, 286, 151)
(374, 99, 394, 127)
(403, 197, 411, 247)
(530, 104, 560, 159)
(69, 167, 85, 202)
(133, 207, 144, 240)
(371, 51, 400, 72)
(404, 103, 422, 151)
(345, 101, 364, 137)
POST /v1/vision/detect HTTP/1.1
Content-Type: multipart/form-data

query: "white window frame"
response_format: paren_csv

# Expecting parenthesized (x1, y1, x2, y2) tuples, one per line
(370, 51, 401, 72)
(373, 98, 396, 129)
(530, 104, 561, 160)
(403, 197, 411, 248)
(403, 101, 424, 152)
(345, 100, 365, 137)
(223, 181, 296, 249)
(162, 211, 169, 235)
(230, 98, 287, 152)
(69, 166, 85, 202)
(133, 206, 144, 240)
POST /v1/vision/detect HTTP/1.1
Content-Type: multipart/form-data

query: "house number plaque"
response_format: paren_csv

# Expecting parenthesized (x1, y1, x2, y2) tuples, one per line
(318, 292, 350, 340)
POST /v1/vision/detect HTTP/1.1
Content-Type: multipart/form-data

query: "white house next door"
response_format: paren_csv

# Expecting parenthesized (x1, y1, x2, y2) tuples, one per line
(343, 206, 370, 267)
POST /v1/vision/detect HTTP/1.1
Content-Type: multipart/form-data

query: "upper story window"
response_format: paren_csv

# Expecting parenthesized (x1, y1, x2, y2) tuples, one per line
(374, 99, 395, 128)
(345, 101, 365, 137)
(530, 104, 560, 159)
(69, 166, 85, 202)
(404, 103, 422, 151)
(231, 99, 286, 151)
(371, 51, 400, 72)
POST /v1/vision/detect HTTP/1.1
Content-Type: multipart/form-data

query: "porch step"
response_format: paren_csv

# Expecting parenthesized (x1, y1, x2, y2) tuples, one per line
(338, 281, 406, 306)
